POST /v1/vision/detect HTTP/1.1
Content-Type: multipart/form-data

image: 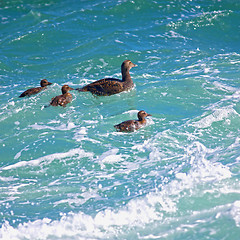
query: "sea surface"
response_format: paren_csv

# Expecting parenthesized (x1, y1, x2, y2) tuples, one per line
(0, 0, 240, 239)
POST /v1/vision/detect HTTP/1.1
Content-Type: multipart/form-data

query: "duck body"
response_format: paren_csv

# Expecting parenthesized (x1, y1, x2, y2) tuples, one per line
(19, 79, 52, 97)
(76, 60, 137, 96)
(50, 85, 74, 107)
(114, 110, 151, 132)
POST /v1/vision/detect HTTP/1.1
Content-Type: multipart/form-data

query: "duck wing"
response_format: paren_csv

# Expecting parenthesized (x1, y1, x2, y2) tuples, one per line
(79, 78, 124, 96)
(114, 120, 138, 132)
(50, 94, 72, 107)
(50, 95, 60, 106)
(19, 87, 43, 97)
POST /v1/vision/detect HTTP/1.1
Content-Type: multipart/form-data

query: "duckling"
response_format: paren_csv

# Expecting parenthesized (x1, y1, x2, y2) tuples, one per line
(50, 85, 74, 107)
(114, 110, 152, 132)
(19, 79, 52, 97)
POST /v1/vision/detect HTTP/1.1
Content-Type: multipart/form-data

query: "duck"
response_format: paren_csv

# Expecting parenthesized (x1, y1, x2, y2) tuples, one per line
(75, 60, 137, 96)
(50, 85, 74, 107)
(114, 110, 152, 132)
(19, 79, 52, 97)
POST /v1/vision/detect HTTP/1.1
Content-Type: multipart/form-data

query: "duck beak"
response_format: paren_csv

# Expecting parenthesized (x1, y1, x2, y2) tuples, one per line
(69, 87, 74, 91)
(48, 82, 52, 85)
(133, 63, 138, 67)
(147, 113, 152, 117)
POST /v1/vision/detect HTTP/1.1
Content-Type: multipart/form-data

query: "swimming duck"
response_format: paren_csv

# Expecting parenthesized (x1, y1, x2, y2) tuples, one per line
(76, 60, 137, 96)
(19, 79, 52, 97)
(114, 110, 152, 132)
(50, 85, 74, 107)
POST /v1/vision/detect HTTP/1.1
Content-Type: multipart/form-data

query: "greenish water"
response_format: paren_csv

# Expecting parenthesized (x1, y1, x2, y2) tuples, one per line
(0, 0, 240, 239)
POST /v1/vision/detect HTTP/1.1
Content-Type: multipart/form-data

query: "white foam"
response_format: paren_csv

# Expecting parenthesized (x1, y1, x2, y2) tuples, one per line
(98, 58, 108, 68)
(53, 190, 100, 208)
(213, 81, 237, 93)
(224, 90, 240, 102)
(29, 122, 76, 131)
(0, 176, 18, 182)
(0, 141, 234, 239)
(122, 109, 139, 116)
(14, 146, 30, 160)
(192, 107, 238, 128)
(0, 190, 168, 240)
(135, 136, 232, 188)
(115, 39, 123, 44)
(72, 127, 102, 143)
(132, 139, 152, 151)
(230, 201, 240, 227)
(175, 172, 187, 179)
(76, 127, 88, 135)
(186, 142, 232, 181)
(98, 148, 124, 164)
(83, 120, 98, 124)
(168, 30, 187, 40)
(1, 148, 93, 171)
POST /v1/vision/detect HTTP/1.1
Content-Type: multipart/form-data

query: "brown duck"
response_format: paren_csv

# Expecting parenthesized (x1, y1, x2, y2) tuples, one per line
(50, 85, 74, 107)
(76, 60, 137, 96)
(114, 110, 152, 132)
(19, 79, 52, 97)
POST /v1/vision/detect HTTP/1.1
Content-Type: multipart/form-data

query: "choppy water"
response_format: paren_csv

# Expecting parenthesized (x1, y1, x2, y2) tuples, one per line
(1, 0, 240, 239)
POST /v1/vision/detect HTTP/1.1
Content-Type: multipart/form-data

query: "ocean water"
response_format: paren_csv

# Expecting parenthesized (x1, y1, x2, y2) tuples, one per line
(0, 0, 240, 239)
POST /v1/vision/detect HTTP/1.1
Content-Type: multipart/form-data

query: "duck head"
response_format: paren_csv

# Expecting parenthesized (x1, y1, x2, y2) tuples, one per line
(40, 79, 52, 87)
(121, 60, 137, 74)
(138, 110, 152, 121)
(62, 85, 74, 94)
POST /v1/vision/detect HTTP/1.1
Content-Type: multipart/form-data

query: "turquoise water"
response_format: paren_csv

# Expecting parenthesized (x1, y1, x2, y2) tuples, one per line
(1, 0, 240, 239)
